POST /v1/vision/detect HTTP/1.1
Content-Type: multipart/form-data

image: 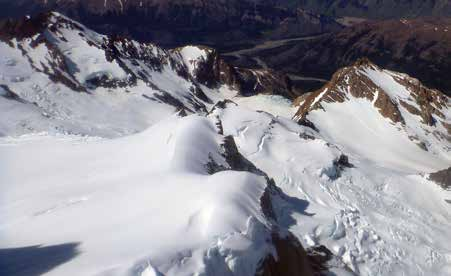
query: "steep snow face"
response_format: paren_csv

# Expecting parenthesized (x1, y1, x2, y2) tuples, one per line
(0, 12, 297, 138)
(294, 59, 451, 173)
(0, 12, 226, 137)
(177, 45, 211, 76)
(0, 115, 274, 276)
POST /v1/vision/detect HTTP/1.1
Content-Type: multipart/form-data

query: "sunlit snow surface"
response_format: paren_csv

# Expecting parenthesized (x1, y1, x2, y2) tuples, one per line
(211, 103, 451, 275)
(0, 115, 273, 276)
(2, 95, 451, 275)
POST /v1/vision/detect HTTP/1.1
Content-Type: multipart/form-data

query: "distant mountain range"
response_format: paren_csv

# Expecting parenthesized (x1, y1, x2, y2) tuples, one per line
(0, 0, 343, 47)
(235, 18, 451, 97)
(295, 0, 451, 18)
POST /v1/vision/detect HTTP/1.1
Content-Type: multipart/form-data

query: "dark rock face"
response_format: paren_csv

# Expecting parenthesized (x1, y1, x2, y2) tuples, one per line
(430, 167, 451, 190)
(177, 45, 300, 100)
(257, 233, 315, 276)
(0, 85, 26, 103)
(259, 18, 451, 96)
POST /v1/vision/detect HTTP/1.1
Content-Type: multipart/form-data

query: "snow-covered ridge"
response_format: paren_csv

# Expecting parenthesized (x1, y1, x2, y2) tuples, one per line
(0, 12, 296, 137)
(0, 12, 218, 137)
(0, 114, 273, 276)
(293, 58, 451, 172)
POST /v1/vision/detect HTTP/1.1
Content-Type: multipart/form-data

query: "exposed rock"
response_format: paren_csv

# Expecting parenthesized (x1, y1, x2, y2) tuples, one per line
(429, 167, 451, 190)
(222, 135, 263, 175)
(297, 118, 318, 132)
(293, 59, 449, 132)
(305, 245, 334, 273)
(334, 154, 354, 170)
(0, 85, 26, 103)
(175, 45, 299, 100)
(0, 12, 50, 40)
(257, 233, 315, 276)
(299, 132, 316, 140)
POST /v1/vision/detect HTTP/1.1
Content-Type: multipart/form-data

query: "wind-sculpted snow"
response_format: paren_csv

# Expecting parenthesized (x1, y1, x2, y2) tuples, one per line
(210, 101, 451, 276)
(0, 115, 275, 276)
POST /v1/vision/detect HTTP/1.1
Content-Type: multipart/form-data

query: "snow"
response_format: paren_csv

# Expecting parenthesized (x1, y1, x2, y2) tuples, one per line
(311, 87, 329, 107)
(211, 103, 451, 276)
(361, 67, 420, 109)
(232, 94, 297, 119)
(0, 15, 220, 137)
(1, 12, 451, 276)
(178, 46, 210, 76)
(308, 96, 449, 173)
(0, 115, 273, 276)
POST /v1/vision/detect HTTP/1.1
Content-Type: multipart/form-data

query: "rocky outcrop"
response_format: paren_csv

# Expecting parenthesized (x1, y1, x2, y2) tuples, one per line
(292, 59, 451, 157)
(257, 233, 315, 276)
(293, 59, 450, 130)
(429, 167, 451, 190)
(174, 45, 299, 99)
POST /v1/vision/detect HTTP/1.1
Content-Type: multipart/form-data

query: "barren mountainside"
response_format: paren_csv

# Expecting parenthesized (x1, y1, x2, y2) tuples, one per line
(257, 18, 451, 97)
(296, 0, 451, 18)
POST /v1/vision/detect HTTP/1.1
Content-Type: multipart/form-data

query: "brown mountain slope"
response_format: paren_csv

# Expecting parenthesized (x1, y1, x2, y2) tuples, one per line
(256, 18, 451, 96)
(293, 59, 451, 157)
(295, 0, 451, 19)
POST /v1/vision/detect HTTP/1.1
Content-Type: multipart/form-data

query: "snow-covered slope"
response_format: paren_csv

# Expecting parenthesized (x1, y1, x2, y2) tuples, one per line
(0, 115, 277, 276)
(1, 13, 451, 276)
(294, 58, 451, 173)
(0, 12, 215, 137)
(212, 101, 451, 275)
(0, 12, 297, 138)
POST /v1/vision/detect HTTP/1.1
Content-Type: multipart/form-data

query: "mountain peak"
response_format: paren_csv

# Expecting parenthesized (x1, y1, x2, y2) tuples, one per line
(352, 57, 374, 68)
(294, 58, 449, 125)
(293, 59, 450, 157)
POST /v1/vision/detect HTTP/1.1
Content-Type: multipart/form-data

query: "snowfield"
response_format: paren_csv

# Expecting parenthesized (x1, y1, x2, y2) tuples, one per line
(0, 115, 274, 276)
(211, 102, 451, 275)
(1, 12, 451, 276)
